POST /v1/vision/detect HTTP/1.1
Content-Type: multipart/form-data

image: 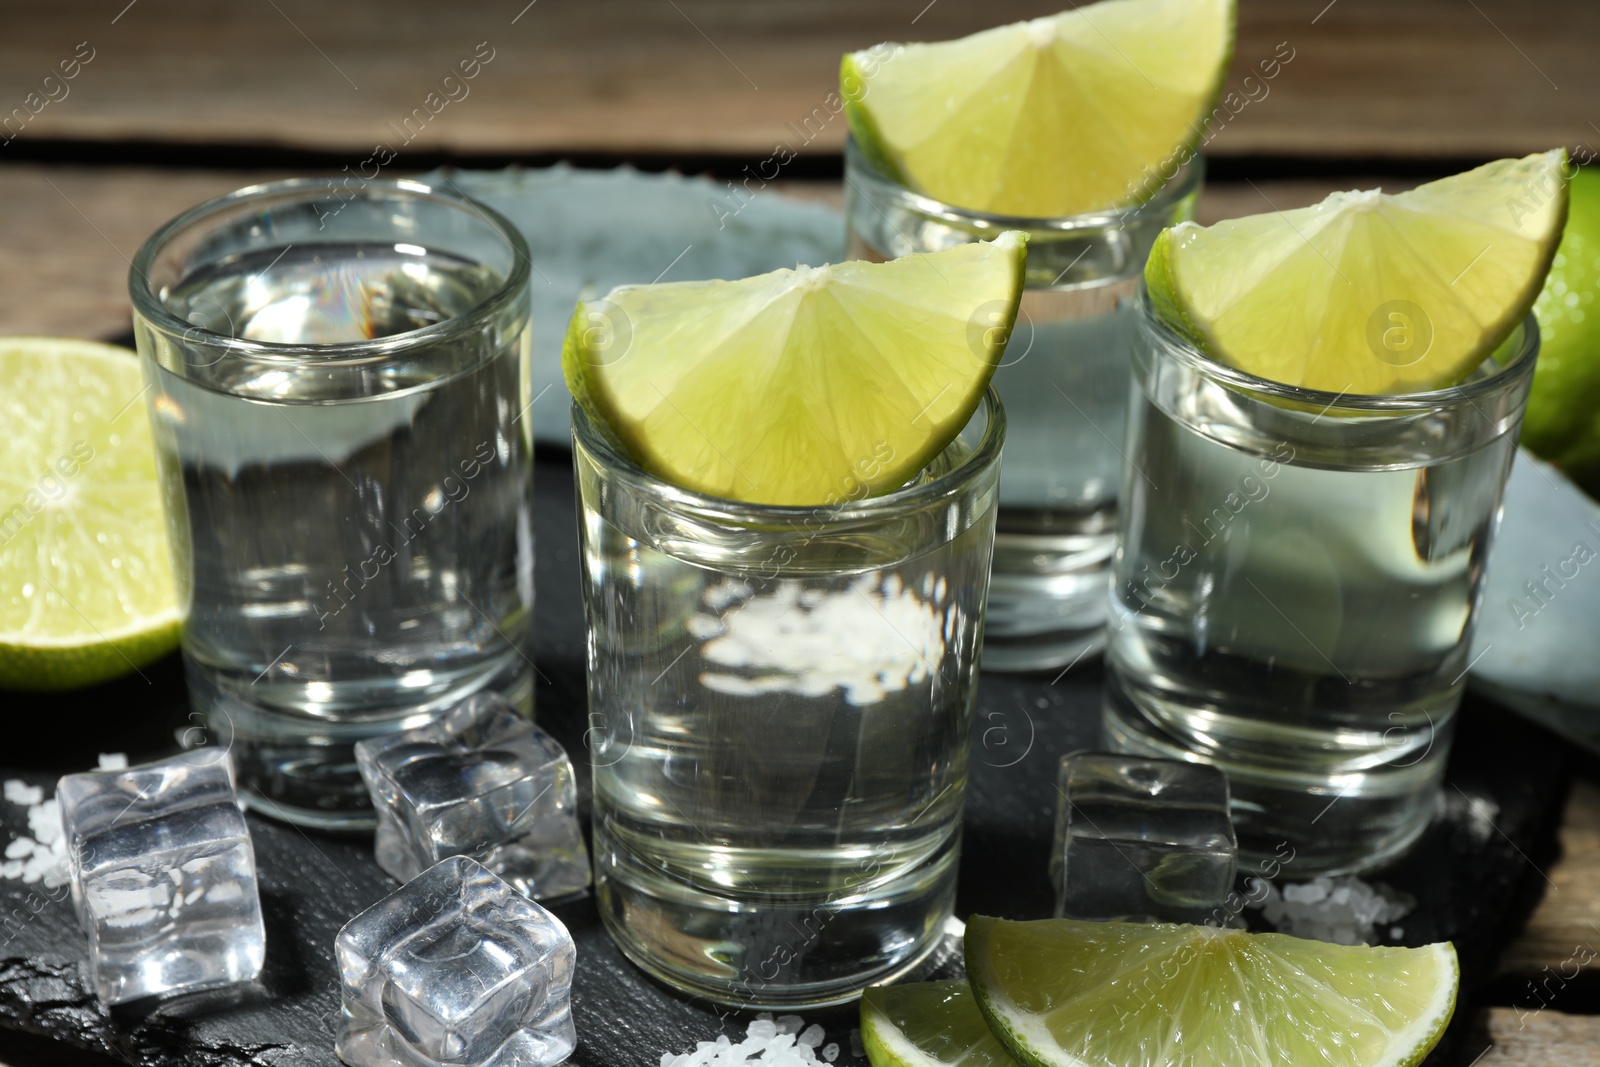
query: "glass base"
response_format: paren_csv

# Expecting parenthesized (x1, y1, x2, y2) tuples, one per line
(1102, 671, 1447, 876)
(591, 821, 959, 1009)
(184, 654, 533, 830)
(981, 523, 1116, 673)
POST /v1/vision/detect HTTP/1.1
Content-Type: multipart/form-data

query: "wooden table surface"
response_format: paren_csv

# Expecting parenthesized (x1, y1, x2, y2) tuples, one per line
(2, 1, 1599, 1063)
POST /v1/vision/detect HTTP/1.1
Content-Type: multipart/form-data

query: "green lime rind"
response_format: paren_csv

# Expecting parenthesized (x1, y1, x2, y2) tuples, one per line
(0, 623, 179, 691)
(0, 337, 182, 691)
(861, 980, 1024, 1067)
(561, 232, 1026, 507)
(1526, 165, 1600, 495)
(841, 52, 909, 192)
(965, 915, 1458, 1067)
(840, 0, 1236, 218)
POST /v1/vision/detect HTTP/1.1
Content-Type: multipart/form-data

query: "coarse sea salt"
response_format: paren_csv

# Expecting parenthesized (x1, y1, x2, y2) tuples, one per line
(0, 754, 126, 889)
(662, 1014, 840, 1066)
(1247, 875, 1415, 946)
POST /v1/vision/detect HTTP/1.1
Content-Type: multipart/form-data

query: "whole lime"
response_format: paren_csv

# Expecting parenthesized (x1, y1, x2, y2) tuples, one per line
(1526, 165, 1600, 497)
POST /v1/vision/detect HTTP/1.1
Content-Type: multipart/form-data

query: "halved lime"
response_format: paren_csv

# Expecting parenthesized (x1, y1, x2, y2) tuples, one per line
(563, 233, 1026, 506)
(0, 338, 181, 690)
(862, 980, 1023, 1067)
(843, 0, 1235, 217)
(1148, 150, 1569, 394)
(966, 916, 1458, 1067)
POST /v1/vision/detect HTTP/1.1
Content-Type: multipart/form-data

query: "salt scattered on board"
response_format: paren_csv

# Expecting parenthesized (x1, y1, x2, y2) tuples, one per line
(661, 1013, 840, 1066)
(1248, 875, 1415, 946)
(0, 753, 127, 888)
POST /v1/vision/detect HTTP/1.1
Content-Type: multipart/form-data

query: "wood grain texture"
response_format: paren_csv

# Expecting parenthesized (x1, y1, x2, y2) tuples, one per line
(1500, 780, 1600, 978)
(0, 0, 1595, 160)
(0, 168, 1376, 342)
(1476, 1007, 1600, 1065)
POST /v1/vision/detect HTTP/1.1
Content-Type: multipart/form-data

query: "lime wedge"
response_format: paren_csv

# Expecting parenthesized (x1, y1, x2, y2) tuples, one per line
(1148, 150, 1570, 394)
(966, 916, 1458, 1067)
(863, 980, 1023, 1067)
(843, 0, 1235, 217)
(0, 338, 180, 690)
(563, 233, 1026, 506)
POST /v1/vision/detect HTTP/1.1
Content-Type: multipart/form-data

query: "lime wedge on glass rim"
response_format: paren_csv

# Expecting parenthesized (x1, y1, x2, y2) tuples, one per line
(1147, 150, 1570, 395)
(862, 980, 1023, 1067)
(842, 0, 1236, 217)
(965, 916, 1458, 1067)
(0, 338, 180, 690)
(562, 233, 1026, 506)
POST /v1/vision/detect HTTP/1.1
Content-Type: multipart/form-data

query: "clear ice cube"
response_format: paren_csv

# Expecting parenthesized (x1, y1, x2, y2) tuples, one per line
(355, 694, 590, 900)
(1050, 752, 1236, 923)
(336, 856, 577, 1067)
(56, 751, 265, 1005)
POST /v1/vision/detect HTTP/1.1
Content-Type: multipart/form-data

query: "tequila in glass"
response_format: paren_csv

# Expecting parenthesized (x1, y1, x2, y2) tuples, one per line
(575, 393, 1003, 1008)
(846, 137, 1200, 670)
(130, 180, 535, 827)
(1104, 301, 1538, 872)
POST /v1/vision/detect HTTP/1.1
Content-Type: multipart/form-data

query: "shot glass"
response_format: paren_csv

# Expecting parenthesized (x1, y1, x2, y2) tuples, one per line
(845, 136, 1201, 671)
(573, 391, 1004, 1008)
(129, 178, 535, 829)
(1103, 296, 1539, 874)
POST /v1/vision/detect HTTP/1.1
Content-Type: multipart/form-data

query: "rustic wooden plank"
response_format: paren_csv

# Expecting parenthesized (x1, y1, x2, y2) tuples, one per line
(1475, 1006, 1600, 1065)
(0, 165, 297, 343)
(0, 168, 1376, 342)
(0, 0, 1594, 161)
(1500, 779, 1600, 978)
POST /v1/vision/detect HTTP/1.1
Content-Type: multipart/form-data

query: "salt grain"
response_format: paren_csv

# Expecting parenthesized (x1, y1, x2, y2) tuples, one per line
(0, 755, 126, 892)
(1249, 875, 1415, 945)
(3, 781, 42, 807)
(661, 1014, 836, 1066)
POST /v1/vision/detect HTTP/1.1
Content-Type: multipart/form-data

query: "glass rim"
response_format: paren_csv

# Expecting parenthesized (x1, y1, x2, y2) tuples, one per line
(843, 134, 1204, 232)
(128, 177, 532, 366)
(570, 387, 1005, 525)
(1137, 288, 1542, 412)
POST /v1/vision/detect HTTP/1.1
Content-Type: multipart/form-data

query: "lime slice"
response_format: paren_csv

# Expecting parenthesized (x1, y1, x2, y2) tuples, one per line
(863, 980, 1023, 1067)
(1526, 164, 1600, 495)
(563, 233, 1026, 506)
(843, 0, 1235, 217)
(1148, 150, 1570, 395)
(0, 338, 181, 690)
(966, 916, 1458, 1067)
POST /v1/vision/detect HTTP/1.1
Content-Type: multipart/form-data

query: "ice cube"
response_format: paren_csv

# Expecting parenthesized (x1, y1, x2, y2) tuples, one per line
(336, 856, 576, 1067)
(56, 751, 264, 1005)
(355, 694, 590, 901)
(1050, 753, 1236, 923)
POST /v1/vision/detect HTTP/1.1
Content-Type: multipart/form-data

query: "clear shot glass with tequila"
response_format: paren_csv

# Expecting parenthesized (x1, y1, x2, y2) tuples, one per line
(846, 138, 1201, 671)
(1104, 299, 1539, 874)
(574, 391, 1003, 1008)
(129, 179, 534, 828)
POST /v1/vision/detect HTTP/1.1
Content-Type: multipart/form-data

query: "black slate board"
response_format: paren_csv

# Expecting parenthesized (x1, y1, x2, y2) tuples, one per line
(0, 449, 1572, 1066)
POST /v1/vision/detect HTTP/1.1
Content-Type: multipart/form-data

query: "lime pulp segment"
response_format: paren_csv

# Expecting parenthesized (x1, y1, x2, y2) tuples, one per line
(0, 338, 180, 690)
(862, 981, 1023, 1067)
